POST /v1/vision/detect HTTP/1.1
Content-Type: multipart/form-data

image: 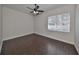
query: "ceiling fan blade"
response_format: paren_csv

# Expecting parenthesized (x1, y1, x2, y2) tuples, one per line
(30, 11, 33, 13)
(38, 10, 44, 12)
(27, 7, 33, 10)
(36, 13, 39, 15)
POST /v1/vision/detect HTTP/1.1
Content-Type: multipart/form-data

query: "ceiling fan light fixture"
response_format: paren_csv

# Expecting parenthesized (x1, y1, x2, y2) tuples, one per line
(33, 11, 38, 14)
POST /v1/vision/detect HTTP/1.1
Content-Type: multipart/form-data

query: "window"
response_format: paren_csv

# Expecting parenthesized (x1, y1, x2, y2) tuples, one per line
(48, 13, 70, 32)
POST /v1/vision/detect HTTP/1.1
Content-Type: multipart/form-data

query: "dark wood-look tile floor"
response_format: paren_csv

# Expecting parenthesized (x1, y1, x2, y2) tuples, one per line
(1, 33, 78, 55)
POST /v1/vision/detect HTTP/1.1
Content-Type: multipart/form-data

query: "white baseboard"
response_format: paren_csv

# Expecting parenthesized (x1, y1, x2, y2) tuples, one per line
(2, 33, 34, 41)
(3, 32, 74, 45)
(35, 33, 74, 45)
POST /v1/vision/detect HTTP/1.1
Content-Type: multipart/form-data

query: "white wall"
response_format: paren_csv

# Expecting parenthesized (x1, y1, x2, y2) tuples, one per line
(75, 4, 79, 53)
(0, 5, 2, 52)
(35, 5, 75, 44)
(3, 7, 34, 40)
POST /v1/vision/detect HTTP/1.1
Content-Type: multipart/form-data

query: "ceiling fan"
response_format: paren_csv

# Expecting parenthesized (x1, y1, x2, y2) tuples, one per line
(27, 4, 44, 15)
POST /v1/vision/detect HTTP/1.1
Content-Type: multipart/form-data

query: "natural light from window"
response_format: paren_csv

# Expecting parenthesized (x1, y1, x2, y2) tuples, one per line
(48, 13, 70, 32)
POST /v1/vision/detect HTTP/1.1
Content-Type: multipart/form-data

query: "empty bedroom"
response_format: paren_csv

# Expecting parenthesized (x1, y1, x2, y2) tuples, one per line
(0, 4, 79, 55)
